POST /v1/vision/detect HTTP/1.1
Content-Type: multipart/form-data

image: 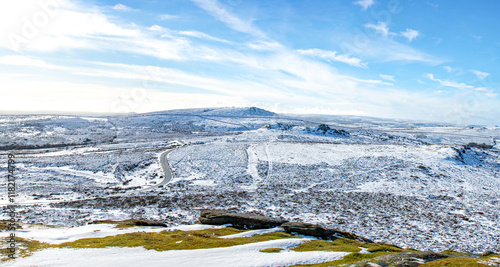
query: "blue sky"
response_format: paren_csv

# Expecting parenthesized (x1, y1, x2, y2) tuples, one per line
(0, 0, 498, 125)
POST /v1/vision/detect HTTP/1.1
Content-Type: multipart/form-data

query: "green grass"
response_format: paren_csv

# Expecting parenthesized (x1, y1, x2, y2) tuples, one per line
(362, 242, 405, 253)
(420, 257, 489, 266)
(1, 237, 51, 261)
(0, 221, 21, 231)
(440, 250, 475, 257)
(57, 228, 298, 251)
(260, 248, 284, 253)
(291, 251, 397, 266)
(292, 238, 362, 253)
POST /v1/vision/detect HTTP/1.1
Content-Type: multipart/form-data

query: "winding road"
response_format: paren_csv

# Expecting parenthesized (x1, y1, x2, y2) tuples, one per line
(7, 141, 184, 206)
(126, 148, 176, 194)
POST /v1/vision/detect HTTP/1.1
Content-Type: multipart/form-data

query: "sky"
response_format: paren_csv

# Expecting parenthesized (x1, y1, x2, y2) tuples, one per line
(0, 0, 499, 125)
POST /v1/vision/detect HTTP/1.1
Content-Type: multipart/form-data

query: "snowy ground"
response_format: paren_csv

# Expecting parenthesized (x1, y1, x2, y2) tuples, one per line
(3, 223, 348, 267)
(3, 239, 348, 267)
(1, 107, 499, 255)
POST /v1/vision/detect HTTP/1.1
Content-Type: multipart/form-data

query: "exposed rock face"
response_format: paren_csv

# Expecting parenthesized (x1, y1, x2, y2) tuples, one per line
(90, 219, 168, 227)
(280, 221, 372, 243)
(303, 124, 350, 137)
(198, 210, 372, 243)
(199, 209, 288, 229)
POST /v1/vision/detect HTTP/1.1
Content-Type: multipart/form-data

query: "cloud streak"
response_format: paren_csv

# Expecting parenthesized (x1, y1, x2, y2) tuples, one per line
(191, 0, 266, 38)
(353, 0, 374, 10)
(400, 28, 419, 41)
(364, 21, 392, 37)
(427, 73, 496, 98)
(471, 70, 490, 79)
(297, 48, 367, 68)
(112, 4, 134, 11)
(0, 55, 66, 69)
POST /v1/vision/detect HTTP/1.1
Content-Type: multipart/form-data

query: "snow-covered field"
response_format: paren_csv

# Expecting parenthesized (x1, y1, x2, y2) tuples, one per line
(1, 107, 499, 255)
(4, 238, 348, 267)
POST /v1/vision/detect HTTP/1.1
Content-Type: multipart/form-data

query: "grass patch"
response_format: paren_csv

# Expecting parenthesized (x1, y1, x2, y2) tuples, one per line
(1, 237, 51, 261)
(292, 238, 362, 253)
(57, 228, 297, 251)
(420, 257, 489, 266)
(362, 242, 405, 253)
(260, 248, 284, 253)
(197, 227, 245, 236)
(292, 252, 396, 266)
(440, 250, 475, 257)
(0, 221, 21, 231)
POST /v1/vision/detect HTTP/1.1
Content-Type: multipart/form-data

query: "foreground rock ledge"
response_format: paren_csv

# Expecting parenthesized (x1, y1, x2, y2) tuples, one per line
(199, 209, 372, 243)
(199, 209, 287, 229)
(280, 221, 372, 243)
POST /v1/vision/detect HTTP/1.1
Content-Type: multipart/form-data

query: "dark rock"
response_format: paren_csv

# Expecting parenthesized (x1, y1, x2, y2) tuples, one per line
(199, 209, 288, 229)
(90, 219, 167, 227)
(482, 250, 495, 256)
(280, 221, 372, 243)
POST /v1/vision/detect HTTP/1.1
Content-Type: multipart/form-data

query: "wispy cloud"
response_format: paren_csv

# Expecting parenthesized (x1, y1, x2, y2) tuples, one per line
(297, 48, 367, 68)
(364, 23, 420, 42)
(470, 34, 482, 41)
(400, 29, 419, 41)
(0, 55, 66, 69)
(178, 30, 232, 43)
(471, 70, 490, 79)
(341, 35, 441, 64)
(246, 40, 284, 51)
(443, 66, 459, 73)
(112, 4, 134, 11)
(191, 0, 266, 38)
(379, 74, 395, 81)
(353, 0, 374, 10)
(364, 21, 391, 37)
(149, 24, 231, 44)
(427, 2, 439, 8)
(427, 73, 496, 98)
(159, 14, 179, 20)
(1, 0, 494, 124)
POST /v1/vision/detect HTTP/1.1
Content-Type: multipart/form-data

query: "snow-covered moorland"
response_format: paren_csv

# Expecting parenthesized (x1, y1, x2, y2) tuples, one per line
(1, 107, 499, 254)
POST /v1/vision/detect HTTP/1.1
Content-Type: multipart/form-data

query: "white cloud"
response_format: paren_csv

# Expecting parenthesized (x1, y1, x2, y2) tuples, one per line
(341, 35, 441, 64)
(364, 21, 392, 37)
(443, 66, 458, 73)
(400, 28, 419, 41)
(0, 75, 247, 114)
(0, 0, 495, 124)
(159, 14, 179, 20)
(353, 0, 374, 10)
(379, 74, 395, 81)
(297, 48, 367, 68)
(191, 0, 266, 38)
(178, 30, 231, 44)
(427, 73, 474, 90)
(246, 40, 284, 51)
(0, 55, 65, 69)
(471, 70, 490, 79)
(112, 4, 133, 11)
(0, 1, 143, 52)
(427, 73, 497, 98)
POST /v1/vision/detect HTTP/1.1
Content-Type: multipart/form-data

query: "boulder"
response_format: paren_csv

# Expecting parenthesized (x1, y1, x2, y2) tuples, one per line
(280, 221, 372, 243)
(90, 219, 167, 227)
(199, 209, 288, 229)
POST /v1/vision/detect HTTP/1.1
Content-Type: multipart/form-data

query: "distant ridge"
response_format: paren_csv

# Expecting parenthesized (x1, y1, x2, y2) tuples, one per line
(148, 107, 276, 117)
